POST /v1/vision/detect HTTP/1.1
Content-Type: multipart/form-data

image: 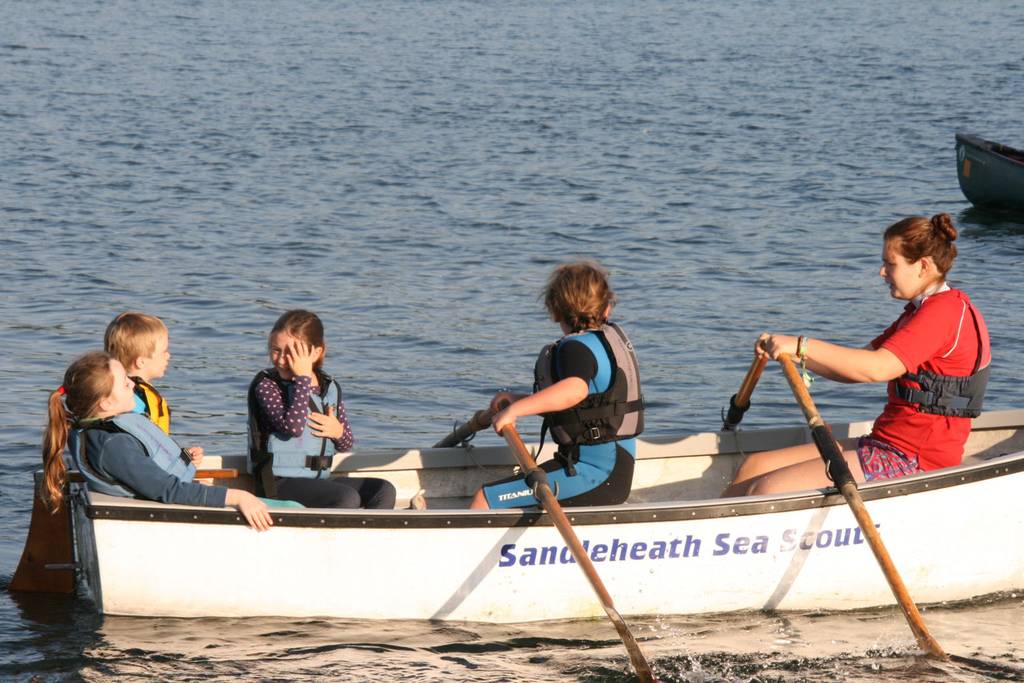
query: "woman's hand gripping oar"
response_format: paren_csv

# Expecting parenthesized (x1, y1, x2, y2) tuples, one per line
(499, 425, 657, 682)
(722, 354, 770, 431)
(777, 354, 947, 660)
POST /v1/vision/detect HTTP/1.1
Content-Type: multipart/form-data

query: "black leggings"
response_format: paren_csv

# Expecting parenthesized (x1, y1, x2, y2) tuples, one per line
(275, 476, 397, 509)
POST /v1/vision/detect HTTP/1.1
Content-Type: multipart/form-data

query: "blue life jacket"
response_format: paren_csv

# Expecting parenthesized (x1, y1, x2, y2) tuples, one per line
(69, 412, 196, 498)
(247, 369, 344, 496)
(533, 323, 644, 473)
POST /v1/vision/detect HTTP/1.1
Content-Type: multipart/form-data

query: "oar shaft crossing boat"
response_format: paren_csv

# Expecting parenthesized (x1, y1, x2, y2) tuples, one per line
(18, 410, 1024, 622)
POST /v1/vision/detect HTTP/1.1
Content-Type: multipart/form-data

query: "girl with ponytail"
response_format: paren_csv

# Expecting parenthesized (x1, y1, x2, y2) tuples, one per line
(724, 213, 990, 496)
(44, 351, 274, 530)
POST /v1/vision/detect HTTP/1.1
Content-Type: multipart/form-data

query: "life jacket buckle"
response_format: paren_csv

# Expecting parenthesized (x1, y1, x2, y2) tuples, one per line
(584, 426, 602, 442)
(305, 455, 332, 472)
(554, 447, 579, 477)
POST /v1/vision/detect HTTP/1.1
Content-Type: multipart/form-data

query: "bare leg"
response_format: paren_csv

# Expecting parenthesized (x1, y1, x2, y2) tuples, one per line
(721, 438, 859, 497)
(742, 447, 866, 496)
(723, 443, 822, 496)
(469, 488, 490, 509)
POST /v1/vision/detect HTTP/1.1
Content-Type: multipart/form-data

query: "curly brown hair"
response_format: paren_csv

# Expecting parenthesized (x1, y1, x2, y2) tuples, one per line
(542, 261, 616, 332)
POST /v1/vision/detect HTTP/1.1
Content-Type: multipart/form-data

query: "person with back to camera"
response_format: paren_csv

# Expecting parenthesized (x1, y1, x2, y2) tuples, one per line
(468, 261, 645, 510)
(722, 213, 991, 497)
(248, 309, 397, 509)
(43, 351, 274, 530)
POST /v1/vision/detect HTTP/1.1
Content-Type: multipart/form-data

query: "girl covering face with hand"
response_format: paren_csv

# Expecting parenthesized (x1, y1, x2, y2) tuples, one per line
(247, 309, 397, 509)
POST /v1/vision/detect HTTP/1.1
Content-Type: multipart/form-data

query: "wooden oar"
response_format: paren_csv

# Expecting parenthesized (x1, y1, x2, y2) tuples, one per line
(433, 409, 494, 448)
(777, 354, 947, 660)
(722, 354, 769, 431)
(499, 425, 657, 682)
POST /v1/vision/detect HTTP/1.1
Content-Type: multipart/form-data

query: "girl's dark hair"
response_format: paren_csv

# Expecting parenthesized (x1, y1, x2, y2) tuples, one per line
(884, 213, 959, 276)
(270, 309, 326, 372)
(43, 351, 114, 512)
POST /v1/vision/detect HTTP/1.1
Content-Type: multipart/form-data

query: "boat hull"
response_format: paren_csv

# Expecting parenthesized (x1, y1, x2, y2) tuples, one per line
(956, 133, 1024, 210)
(71, 440, 1024, 622)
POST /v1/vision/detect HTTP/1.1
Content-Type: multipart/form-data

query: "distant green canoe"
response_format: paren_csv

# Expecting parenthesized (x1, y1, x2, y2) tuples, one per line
(956, 133, 1024, 210)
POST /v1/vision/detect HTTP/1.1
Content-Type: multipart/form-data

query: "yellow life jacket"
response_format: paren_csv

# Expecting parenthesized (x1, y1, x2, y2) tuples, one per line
(132, 377, 171, 434)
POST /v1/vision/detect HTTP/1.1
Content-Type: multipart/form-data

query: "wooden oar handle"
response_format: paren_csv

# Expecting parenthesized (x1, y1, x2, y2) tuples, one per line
(193, 469, 240, 479)
(775, 354, 947, 660)
(433, 409, 494, 448)
(737, 354, 770, 407)
(777, 354, 820, 425)
(777, 355, 855, 489)
(722, 354, 770, 431)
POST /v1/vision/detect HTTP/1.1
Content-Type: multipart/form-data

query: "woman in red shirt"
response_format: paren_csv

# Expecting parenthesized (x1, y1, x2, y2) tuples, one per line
(723, 213, 990, 497)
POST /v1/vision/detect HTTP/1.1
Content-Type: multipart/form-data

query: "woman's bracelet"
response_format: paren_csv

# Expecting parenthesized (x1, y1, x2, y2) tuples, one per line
(797, 336, 813, 387)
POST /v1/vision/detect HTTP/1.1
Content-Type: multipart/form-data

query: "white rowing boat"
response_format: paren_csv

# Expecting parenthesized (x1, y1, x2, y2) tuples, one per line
(16, 409, 1024, 622)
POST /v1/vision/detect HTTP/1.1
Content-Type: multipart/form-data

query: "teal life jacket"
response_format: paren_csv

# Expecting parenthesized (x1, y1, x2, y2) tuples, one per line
(69, 412, 196, 498)
(533, 322, 645, 452)
(247, 369, 343, 497)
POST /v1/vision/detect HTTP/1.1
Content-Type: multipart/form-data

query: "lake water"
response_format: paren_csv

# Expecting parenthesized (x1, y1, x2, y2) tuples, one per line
(2, 1, 1023, 680)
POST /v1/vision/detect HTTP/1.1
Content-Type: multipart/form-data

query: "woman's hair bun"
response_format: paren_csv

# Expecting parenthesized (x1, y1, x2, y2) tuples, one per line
(930, 213, 958, 242)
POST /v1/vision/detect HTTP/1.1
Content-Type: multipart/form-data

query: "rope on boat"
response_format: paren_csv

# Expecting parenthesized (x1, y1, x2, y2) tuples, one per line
(450, 421, 493, 474)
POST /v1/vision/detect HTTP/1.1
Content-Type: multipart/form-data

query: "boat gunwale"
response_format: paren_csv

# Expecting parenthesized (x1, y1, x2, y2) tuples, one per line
(956, 132, 1024, 168)
(79, 448, 1024, 530)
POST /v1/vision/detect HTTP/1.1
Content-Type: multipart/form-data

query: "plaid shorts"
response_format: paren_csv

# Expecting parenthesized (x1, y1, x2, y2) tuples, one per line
(856, 436, 921, 482)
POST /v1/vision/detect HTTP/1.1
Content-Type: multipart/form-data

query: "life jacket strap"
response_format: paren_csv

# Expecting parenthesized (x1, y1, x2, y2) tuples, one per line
(306, 415, 331, 474)
(305, 455, 333, 472)
(249, 450, 277, 498)
(548, 397, 645, 427)
(895, 365, 989, 417)
(538, 419, 579, 477)
(553, 446, 579, 477)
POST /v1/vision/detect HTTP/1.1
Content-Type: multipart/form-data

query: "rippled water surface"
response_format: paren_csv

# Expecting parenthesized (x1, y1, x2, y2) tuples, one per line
(2, 0, 1024, 680)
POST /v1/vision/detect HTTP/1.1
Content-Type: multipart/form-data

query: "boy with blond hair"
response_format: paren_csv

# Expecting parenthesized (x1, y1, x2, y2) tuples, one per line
(104, 312, 202, 461)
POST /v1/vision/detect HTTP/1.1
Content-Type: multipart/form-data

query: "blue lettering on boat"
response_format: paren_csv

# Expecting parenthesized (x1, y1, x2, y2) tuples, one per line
(779, 524, 879, 552)
(713, 533, 770, 556)
(498, 535, 701, 568)
(497, 524, 880, 568)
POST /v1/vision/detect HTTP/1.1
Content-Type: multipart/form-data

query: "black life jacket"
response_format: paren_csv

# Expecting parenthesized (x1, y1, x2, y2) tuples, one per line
(893, 299, 990, 418)
(533, 322, 644, 454)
